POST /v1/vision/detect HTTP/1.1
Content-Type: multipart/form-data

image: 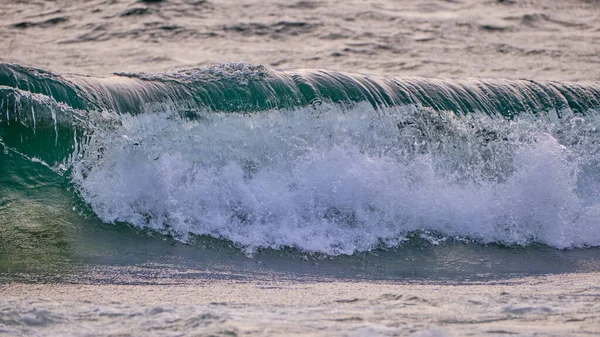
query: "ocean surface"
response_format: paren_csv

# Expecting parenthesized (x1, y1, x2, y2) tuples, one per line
(1, 0, 600, 336)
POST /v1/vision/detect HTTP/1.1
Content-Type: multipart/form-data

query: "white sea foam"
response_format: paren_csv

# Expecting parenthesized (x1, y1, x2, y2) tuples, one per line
(71, 103, 600, 255)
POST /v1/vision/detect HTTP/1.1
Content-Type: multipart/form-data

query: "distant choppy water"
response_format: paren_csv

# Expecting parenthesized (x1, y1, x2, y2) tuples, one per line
(1, 0, 599, 80)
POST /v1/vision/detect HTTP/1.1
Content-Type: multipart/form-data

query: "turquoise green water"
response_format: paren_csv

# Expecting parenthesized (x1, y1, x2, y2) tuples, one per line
(2, 62, 600, 282)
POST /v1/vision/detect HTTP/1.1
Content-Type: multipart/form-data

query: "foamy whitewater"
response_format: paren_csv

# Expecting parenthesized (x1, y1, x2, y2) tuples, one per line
(71, 102, 600, 255)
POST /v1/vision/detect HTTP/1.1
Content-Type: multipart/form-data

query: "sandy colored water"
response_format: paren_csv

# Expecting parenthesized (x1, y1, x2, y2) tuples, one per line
(0, 0, 599, 80)
(1, 273, 600, 336)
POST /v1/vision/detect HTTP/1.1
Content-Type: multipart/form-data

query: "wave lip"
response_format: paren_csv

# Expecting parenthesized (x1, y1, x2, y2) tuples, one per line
(73, 65, 600, 117)
(3, 61, 600, 119)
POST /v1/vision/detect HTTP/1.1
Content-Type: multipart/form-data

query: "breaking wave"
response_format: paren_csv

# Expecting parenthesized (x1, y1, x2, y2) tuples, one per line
(2, 62, 600, 255)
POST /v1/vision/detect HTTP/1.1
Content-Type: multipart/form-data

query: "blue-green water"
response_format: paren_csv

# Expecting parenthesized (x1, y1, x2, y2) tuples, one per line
(2, 62, 600, 281)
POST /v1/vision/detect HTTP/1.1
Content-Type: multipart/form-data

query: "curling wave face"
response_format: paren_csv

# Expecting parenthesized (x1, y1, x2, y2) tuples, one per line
(2, 62, 600, 255)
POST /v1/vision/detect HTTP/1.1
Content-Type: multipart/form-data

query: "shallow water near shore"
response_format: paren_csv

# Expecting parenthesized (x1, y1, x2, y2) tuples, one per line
(2, 272, 600, 336)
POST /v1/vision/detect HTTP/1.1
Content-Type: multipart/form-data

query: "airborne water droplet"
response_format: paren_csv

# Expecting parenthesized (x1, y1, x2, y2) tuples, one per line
(31, 106, 36, 133)
(51, 108, 58, 146)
